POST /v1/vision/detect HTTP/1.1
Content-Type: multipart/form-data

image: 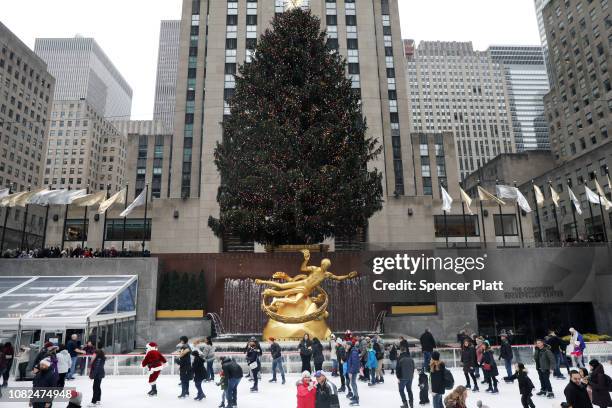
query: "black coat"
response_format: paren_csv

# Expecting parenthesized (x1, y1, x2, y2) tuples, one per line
(590, 364, 612, 407)
(90, 355, 105, 379)
(564, 381, 594, 408)
(420, 332, 435, 352)
(221, 358, 243, 379)
(430, 363, 446, 394)
(31, 368, 57, 405)
(499, 341, 513, 360)
(191, 353, 207, 382)
(270, 342, 282, 359)
(546, 335, 565, 354)
(481, 350, 499, 377)
(299, 340, 313, 358)
(315, 380, 340, 408)
(508, 371, 535, 395)
(460, 346, 477, 369)
(246, 346, 261, 367)
(312, 341, 324, 365)
(178, 346, 193, 381)
(389, 345, 398, 361)
(396, 352, 415, 381)
(399, 339, 410, 353)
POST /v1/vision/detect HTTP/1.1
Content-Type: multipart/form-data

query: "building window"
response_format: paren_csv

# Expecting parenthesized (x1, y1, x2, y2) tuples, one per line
(64, 219, 88, 242)
(493, 214, 518, 236)
(434, 215, 479, 237)
(105, 219, 152, 241)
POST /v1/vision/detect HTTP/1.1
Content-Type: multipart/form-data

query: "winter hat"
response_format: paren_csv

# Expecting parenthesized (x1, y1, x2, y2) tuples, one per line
(314, 370, 325, 378)
(301, 370, 311, 378)
(146, 342, 158, 351)
(431, 351, 441, 361)
(268, 337, 275, 342)
(68, 390, 82, 405)
(44, 341, 54, 348)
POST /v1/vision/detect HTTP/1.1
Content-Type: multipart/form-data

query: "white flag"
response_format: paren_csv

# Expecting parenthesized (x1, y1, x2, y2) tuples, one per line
(49, 189, 87, 205)
(478, 186, 505, 205)
(568, 187, 582, 215)
(0, 191, 27, 207)
(459, 187, 473, 215)
(550, 185, 560, 207)
(97, 189, 126, 214)
(533, 185, 545, 208)
(12, 188, 46, 207)
(119, 189, 147, 217)
(72, 191, 107, 207)
(26, 189, 53, 205)
(585, 185, 607, 209)
(496, 185, 532, 213)
(593, 180, 612, 211)
(441, 186, 453, 212)
(0, 189, 9, 200)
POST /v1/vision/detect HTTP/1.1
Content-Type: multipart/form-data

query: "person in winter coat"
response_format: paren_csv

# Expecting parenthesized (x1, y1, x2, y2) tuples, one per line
(191, 349, 207, 401)
(481, 343, 499, 394)
(508, 363, 536, 408)
(579, 367, 594, 401)
(547, 330, 569, 378)
(246, 340, 262, 392)
(460, 338, 479, 392)
(16, 345, 31, 381)
(396, 346, 415, 408)
(399, 336, 410, 354)
(177, 336, 193, 398)
(335, 340, 347, 393)
(89, 348, 105, 406)
(498, 334, 514, 380)
(565, 370, 594, 408)
(314, 370, 340, 408)
(221, 356, 242, 408)
(297, 371, 317, 408)
(443, 385, 468, 408)
(429, 351, 446, 408)
(268, 337, 285, 384)
(1, 342, 14, 387)
(570, 328, 587, 366)
(373, 338, 384, 384)
(572, 340, 586, 368)
(365, 342, 378, 386)
(588, 359, 612, 408)
(345, 341, 361, 406)
(31, 358, 57, 408)
(533, 339, 556, 399)
(418, 368, 430, 405)
(56, 345, 71, 388)
(312, 338, 324, 372)
(66, 390, 83, 408)
(420, 329, 436, 372)
(329, 335, 338, 377)
(204, 337, 216, 382)
(475, 338, 485, 380)
(299, 334, 313, 373)
(389, 344, 398, 375)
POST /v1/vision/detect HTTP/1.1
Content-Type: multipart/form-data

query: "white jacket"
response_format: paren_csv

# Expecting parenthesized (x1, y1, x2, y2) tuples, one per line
(57, 350, 72, 374)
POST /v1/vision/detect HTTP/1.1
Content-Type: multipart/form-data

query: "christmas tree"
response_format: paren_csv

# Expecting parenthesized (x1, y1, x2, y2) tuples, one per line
(208, 7, 383, 246)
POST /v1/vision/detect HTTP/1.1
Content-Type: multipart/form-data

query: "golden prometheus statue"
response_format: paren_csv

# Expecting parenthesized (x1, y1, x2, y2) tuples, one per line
(256, 249, 357, 340)
(285, 0, 303, 10)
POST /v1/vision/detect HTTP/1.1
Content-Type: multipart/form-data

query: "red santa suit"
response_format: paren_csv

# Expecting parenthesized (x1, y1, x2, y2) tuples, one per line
(141, 342, 167, 385)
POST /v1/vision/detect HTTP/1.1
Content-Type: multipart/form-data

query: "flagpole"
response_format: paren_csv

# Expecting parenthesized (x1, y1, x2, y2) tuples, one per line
(61, 186, 71, 251)
(81, 186, 89, 250)
(19, 186, 31, 250)
(498, 203, 506, 248)
(595, 180, 608, 242)
(514, 182, 524, 248)
(532, 182, 543, 244)
(587, 189, 596, 240)
(0, 184, 13, 252)
(101, 184, 110, 254)
(142, 183, 149, 256)
(569, 180, 579, 241)
(549, 181, 560, 243)
(121, 183, 129, 253)
(461, 201, 468, 248)
(443, 209, 449, 248)
(478, 181, 487, 249)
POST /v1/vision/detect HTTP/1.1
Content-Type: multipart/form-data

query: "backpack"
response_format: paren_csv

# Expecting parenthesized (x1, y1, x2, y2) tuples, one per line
(443, 368, 455, 390)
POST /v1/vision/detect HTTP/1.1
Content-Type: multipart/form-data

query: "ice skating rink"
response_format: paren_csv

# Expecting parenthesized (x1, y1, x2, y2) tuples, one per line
(54, 365, 611, 408)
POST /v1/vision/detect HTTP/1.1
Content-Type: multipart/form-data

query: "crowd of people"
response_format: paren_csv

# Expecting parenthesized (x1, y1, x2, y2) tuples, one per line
(2, 326, 610, 408)
(1, 245, 149, 259)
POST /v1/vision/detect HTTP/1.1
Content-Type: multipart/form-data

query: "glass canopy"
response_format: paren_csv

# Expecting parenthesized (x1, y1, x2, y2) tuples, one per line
(0, 275, 138, 329)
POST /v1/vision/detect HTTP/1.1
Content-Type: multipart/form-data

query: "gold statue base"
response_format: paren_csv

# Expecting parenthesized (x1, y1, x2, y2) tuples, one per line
(262, 297, 331, 340)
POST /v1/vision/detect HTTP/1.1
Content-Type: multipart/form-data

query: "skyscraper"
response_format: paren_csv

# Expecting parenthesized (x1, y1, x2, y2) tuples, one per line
(153, 20, 181, 134)
(0, 22, 55, 192)
(34, 37, 133, 118)
(488, 45, 550, 152)
(405, 41, 516, 180)
(534, 0, 555, 86)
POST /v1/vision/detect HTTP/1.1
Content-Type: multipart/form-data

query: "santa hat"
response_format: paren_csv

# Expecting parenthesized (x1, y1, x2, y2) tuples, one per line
(146, 342, 158, 351)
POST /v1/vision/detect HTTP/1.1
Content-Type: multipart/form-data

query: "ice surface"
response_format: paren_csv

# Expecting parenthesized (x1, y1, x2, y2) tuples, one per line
(15, 365, 610, 408)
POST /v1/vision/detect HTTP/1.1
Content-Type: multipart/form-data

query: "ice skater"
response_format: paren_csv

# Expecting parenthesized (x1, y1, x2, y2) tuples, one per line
(141, 342, 167, 396)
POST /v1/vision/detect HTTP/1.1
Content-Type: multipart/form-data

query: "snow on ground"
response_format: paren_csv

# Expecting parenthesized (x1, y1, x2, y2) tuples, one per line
(9, 365, 610, 408)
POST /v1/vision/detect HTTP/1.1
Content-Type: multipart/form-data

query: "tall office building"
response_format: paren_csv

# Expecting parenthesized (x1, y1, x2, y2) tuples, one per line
(534, 0, 554, 85)
(43, 100, 126, 193)
(34, 37, 133, 118)
(542, 0, 610, 164)
(405, 41, 516, 180)
(0, 22, 55, 192)
(488, 45, 550, 151)
(153, 21, 181, 134)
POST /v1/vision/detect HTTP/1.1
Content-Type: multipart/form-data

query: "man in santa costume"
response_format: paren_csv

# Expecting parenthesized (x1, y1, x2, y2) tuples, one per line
(141, 342, 167, 396)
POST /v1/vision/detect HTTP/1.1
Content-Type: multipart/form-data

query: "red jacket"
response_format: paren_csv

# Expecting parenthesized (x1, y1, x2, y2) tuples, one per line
(141, 350, 166, 372)
(296, 380, 316, 408)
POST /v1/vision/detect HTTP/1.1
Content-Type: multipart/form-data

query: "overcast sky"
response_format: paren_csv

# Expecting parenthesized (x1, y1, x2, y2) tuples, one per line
(3, 0, 541, 120)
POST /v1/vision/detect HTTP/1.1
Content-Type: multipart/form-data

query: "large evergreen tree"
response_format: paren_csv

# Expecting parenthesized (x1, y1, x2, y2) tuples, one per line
(208, 7, 383, 245)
